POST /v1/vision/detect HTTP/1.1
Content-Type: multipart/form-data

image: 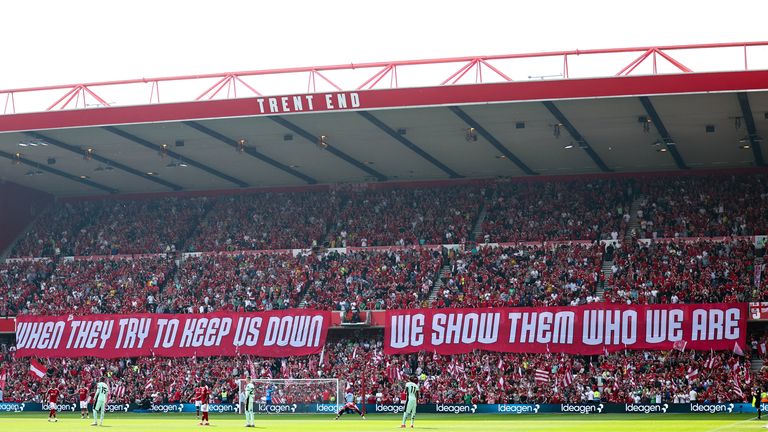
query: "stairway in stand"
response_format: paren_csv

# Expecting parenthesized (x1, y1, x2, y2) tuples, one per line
(427, 264, 453, 304)
(596, 259, 613, 300)
(624, 195, 646, 240)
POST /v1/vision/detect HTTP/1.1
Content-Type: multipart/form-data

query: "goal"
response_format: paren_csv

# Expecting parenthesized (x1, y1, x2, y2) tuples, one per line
(237, 378, 345, 414)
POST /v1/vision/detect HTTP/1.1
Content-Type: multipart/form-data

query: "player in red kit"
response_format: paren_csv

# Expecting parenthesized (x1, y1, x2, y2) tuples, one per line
(46, 386, 60, 422)
(78, 385, 90, 419)
(198, 382, 211, 426)
(192, 386, 203, 419)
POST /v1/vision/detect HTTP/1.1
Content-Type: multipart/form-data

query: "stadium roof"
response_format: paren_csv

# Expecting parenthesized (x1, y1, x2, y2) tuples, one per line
(1, 42, 768, 196)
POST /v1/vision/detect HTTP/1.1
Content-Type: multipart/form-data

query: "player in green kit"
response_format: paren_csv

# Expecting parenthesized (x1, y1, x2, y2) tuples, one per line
(244, 377, 256, 428)
(401, 376, 419, 428)
(91, 381, 109, 426)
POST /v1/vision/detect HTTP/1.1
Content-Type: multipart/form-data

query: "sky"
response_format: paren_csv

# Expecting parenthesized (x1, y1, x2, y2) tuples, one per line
(1, 0, 768, 105)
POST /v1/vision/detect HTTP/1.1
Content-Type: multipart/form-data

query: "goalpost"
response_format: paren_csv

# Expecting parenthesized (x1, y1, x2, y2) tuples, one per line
(237, 378, 345, 414)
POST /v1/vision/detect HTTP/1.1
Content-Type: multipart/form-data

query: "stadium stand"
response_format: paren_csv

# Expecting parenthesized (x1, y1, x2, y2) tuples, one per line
(480, 179, 633, 243)
(11, 197, 209, 257)
(171, 252, 313, 313)
(329, 186, 483, 247)
(186, 191, 336, 252)
(0, 259, 54, 317)
(22, 256, 173, 315)
(604, 238, 758, 304)
(0, 336, 753, 404)
(432, 243, 602, 308)
(635, 175, 768, 239)
(0, 173, 766, 407)
(301, 248, 443, 310)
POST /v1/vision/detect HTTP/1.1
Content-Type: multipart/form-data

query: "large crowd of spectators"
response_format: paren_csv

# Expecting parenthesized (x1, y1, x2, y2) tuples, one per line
(0, 260, 53, 317)
(328, 187, 482, 247)
(169, 252, 315, 313)
(432, 244, 603, 308)
(10, 202, 102, 258)
(1, 173, 766, 407)
(11, 198, 210, 257)
(635, 175, 768, 239)
(186, 192, 336, 252)
(0, 335, 754, 405)
(0, 239, 762, 317)
(480, 179, 633, 243)
(7, 174, 768, 259)
(21, 256, 173, 316)
(604, 239, 759, 304)
(301, 248, 443, 310)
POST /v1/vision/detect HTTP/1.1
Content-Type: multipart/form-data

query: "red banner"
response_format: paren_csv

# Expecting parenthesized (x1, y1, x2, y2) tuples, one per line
(14, 309, 330, 359)
(385, 303, 747, 355)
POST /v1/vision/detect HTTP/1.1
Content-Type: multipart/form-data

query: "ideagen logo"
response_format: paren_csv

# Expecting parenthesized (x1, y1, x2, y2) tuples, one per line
(690, 403, 733, 414)
(560, 404, 604, 414)
(624, 404, 668, 414)
(375, 404, 405, 413)
(208, 404, 238, 413)
(43, 403, 76, 412)
(150, 404, 183, 413)
(497, 404, 538, 414)
(0, 403, 25, 413)
(105, 404, 130, 413)
(314, 404, 338, 413)
(256, 403, 297, 413)
(435, 404, 476, 414)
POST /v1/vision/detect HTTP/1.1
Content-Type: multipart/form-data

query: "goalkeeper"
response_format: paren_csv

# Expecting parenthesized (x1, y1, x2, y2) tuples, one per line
(401, 376, 419, 428)
(91, 381, 109, 427)
(243, 377, 255, 427)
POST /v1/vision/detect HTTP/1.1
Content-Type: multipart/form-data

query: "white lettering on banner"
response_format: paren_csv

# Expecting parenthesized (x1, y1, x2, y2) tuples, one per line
(233, 317, 263, 347)
(431, 313, 498, 345)
(536, 312, 554, 344)
(253, 93, 357, 114)
(691, 308, 740, 341)
(17, 321, 64, 350)
(14, 311, 330, 358)
(582, 310, 638, 346)
(263, 315, 325, 348)
(622, 311, 638, 345)
(645, 309, 685, 344)
(65, 320, 114, 350)
(725, 309, 740, 339)
(391, 315, 424, 348)
(292, 96, 303, 111)
(39, 321, 66, 350)
(336, 93, 347, 109)
(520, 313, 537, 343)
(153, 319, 180, 348)
(115, 318, 151, 349)
(204, 318, 232, 347)
(178, 318, 231, 348)
(508, 312, 575, 344)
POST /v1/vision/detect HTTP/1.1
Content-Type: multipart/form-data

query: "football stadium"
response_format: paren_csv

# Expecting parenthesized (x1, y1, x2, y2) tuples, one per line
(2, 3, 768, 432)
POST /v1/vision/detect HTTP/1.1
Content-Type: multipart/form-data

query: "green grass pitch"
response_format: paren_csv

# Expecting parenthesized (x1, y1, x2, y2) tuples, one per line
(0, 412, 766, 432)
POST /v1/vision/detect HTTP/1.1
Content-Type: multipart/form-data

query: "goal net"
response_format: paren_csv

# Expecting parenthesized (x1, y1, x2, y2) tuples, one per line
(237, 378, 344, 414)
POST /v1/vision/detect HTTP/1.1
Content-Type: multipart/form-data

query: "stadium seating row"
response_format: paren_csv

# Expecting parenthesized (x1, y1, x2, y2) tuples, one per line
(1, 238, 762, 316)
(10, 174, 767, 257)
